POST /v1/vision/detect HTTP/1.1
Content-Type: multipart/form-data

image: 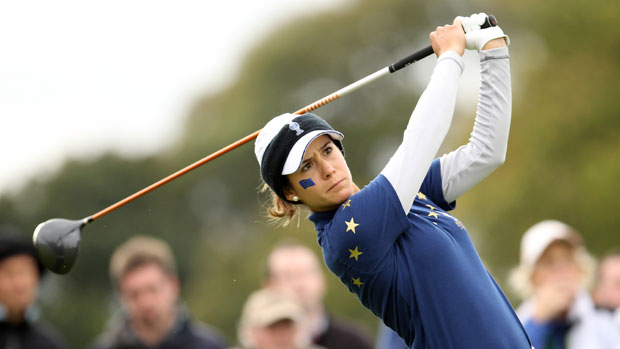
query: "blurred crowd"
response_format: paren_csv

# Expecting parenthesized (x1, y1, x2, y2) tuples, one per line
(1, 220, 619, 349)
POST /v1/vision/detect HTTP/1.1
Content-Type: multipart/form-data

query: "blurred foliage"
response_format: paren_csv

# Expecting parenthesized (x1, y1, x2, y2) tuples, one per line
(2, 0, 619, 347)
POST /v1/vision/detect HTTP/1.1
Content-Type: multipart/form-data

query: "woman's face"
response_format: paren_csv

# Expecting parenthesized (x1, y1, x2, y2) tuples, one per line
(284, 135, 355, 212)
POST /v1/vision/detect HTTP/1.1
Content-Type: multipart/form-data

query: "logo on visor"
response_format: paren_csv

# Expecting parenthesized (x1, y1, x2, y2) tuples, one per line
(288, 122, 304, 136)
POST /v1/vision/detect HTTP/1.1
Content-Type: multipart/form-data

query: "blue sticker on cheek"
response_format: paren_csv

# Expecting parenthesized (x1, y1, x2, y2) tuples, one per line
(299, 178, 315, 189)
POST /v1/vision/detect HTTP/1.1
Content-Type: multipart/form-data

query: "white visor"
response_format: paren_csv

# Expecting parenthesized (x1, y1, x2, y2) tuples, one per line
(281, 130, 344, 175)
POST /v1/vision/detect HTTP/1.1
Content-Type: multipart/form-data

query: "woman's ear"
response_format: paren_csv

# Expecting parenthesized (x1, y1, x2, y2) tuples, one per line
(283, 185, 298, 202)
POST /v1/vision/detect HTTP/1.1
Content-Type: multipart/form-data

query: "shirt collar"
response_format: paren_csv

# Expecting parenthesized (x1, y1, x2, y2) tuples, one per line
(309, 209, 337, 231)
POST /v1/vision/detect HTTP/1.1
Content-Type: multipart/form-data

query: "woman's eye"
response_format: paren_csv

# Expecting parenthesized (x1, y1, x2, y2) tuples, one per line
(302, 162, 312, 172)
(324, 146, 332, 154)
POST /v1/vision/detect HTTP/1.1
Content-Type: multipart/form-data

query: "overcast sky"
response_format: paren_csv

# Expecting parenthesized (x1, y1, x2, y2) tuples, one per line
(0, 0, 351, 195)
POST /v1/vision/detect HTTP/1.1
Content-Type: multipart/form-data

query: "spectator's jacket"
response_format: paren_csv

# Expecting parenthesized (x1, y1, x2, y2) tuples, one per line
(313, 315, 373, 349)
(0, 307, 66, 349)
(92, 307, 226, 349)
(517, 290, 620, 349)
(228, 345, 324, 349)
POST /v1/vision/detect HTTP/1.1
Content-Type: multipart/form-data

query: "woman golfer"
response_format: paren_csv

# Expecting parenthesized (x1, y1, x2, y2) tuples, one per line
(255, 15, 532, 348)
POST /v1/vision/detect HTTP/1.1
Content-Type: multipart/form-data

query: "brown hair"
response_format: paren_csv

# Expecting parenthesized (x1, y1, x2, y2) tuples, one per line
(260, 183, 304, 227)
(109, 235, 177, 288)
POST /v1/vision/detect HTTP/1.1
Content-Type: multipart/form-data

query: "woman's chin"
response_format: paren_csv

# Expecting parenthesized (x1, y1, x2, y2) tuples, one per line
(330, 189, 353, 206)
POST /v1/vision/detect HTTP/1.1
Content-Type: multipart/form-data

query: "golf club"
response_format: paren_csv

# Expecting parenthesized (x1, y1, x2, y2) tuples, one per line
(33, 16, 498, 274)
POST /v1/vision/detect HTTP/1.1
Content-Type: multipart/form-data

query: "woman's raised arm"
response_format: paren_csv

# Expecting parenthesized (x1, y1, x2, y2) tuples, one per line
(381, 22, 465, 214)
(439, 43, 511, 203)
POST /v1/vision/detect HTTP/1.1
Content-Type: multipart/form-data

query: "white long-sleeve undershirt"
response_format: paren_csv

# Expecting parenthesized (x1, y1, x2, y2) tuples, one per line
(440, 47, 511, 203)
(381, 47, 511, 214)
(381, 51, 463, 213)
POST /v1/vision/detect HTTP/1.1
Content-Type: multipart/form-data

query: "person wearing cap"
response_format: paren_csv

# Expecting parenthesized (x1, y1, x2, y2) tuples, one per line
(255, 14, 531, 349)
(263, 242, 372, 349)
(233, 288, 324, 349)
(509, 220, 620, 349)
(91, 235, 226, 349)
(0, 228, 67, 349)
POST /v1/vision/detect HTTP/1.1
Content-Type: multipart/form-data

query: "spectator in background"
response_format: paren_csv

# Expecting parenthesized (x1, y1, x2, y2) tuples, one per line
(92, 235, 226, 349)
(593, 249, 620, 328)
(509, 220, 620, 348)
(0, 228, 66, 349)
(232, 288, 324, 349)
(593, 249, 620, 310)
(264, 243, 372, 349)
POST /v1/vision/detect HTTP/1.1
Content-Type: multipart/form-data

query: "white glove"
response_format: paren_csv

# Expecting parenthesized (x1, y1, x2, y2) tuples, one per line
(455, 13, 511, 51)
(466, 26, 510, 50)
(456, 13, 488, 33)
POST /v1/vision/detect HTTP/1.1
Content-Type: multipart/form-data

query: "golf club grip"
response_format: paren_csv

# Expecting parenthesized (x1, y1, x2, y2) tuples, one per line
(483, 15, 497, 29)
(388, 14, 497, 73)
(388, 46, 434, 73)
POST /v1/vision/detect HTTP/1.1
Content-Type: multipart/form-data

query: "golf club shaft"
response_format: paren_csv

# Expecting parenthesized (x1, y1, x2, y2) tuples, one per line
(89, 44, 439, 222)
(88, 46, 432, 222)
(88, 13, 498, 222)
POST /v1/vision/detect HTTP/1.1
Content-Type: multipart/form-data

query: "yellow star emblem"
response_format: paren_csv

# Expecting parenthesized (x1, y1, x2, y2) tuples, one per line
(428, 211, 439, 218)
(425, 204, 436, 210)
(417, 192, 427, 200)
(348, 246, 363, 261)
(345, 218, 359, 234)
(342, 199, 351, 209)
(352, 277, 364, 287)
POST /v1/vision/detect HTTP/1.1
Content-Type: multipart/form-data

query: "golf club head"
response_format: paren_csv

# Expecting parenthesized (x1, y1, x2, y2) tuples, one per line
(33, 218, 87, 274)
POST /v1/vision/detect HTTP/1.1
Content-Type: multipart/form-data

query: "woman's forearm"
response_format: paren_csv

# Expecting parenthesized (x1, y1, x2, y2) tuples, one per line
(440, 46, 511, 203)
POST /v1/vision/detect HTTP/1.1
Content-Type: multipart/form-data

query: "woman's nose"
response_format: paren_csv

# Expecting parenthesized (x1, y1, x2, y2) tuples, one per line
(319, 158, 335, 178)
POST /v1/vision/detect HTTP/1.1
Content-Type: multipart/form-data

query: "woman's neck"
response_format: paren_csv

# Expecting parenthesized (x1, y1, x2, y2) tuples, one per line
(311, 182, 361, 213)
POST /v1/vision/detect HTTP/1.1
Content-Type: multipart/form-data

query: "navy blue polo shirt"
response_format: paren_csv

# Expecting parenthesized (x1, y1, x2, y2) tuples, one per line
(309, 160, 531, 348)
